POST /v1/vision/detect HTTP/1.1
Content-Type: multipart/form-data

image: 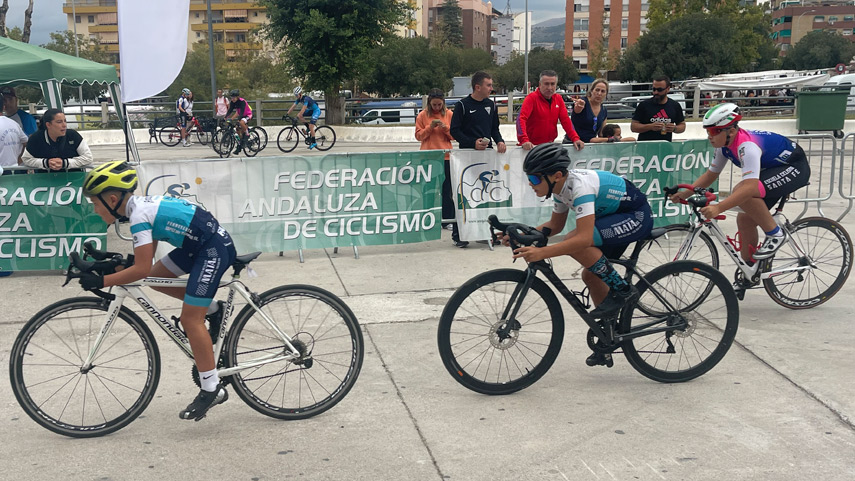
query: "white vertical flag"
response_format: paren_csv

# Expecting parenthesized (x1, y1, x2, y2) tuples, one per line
(118, 0, 191, 103)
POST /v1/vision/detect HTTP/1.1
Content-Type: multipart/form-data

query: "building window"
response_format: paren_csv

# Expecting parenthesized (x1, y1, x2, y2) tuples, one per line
(621, 37, 627, 48)
(254, 12, 258, 17)
(623, 0, 629, 5)
(573, 19, 589, 31)
(844, 15, 854, 22)
(781, 29, 792, 37)
(196, 32, 201, 38)
(195, 13, 199, 18)
(75, 15, 81, 23)
(235, 33, 246, 43)
(828, 16, 838, 22)
(813, 16, 824, 22)
(573, 38, 589, 50)
(621, 18, 628, 29)
(87, 15, 94, 23)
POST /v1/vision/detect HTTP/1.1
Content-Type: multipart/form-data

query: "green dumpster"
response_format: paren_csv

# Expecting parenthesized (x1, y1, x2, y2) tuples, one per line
(795, 86, 849, 137)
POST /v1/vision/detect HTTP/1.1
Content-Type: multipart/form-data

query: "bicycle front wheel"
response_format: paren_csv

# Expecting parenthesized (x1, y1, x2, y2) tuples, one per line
(635, 224, 719, 276)
(620, 260, 739, 383)
(250, 126, 268, 151)
(213, 130, 234, 157)
(158, 126, 181, 147)
(9, 298, 161, 437)
(276, 126, 299, 153)
(242, 130, 262, 157)
(763, 217, 853, 309)
(437, 269, 564, 395)
(195, 128, 211, 146)
(226, 285, 363, 420)
(313, 125, 336, 151)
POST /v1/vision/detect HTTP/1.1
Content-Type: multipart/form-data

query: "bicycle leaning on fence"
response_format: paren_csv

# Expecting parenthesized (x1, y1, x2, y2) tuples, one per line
(436, 214, 740, 395)
(9, 241, 364, 437)
(277, 115, 336, 153)
(637, 184, 853, 308)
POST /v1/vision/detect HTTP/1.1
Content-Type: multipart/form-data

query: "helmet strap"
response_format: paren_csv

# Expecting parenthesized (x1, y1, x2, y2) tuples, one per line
(98, 192, 129, 222)
(544, 173, 557, 200)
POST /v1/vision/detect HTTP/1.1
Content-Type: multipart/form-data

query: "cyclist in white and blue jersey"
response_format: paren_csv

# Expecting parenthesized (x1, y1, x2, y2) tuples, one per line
(509, 143, 652, 365)
(670, 103, 810, 262)
(79, 161, 236, 421)
(286, 86, 322, 149)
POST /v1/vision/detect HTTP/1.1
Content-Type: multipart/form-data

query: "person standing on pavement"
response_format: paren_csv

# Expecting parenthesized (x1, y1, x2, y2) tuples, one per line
(517, 70, 584, 151)
(630, 75, 686, 142)
(23, 109, 93, 171)
(0, 114, 27, 174)
(176, 88, 193, 147)
(1, 87, 38, 136)
(450, 71, 506, 248)
(570, 78, 608, 143)
(415, 89, 456, 234)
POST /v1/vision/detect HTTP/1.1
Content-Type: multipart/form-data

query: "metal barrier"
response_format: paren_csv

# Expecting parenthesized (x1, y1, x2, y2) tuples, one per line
(837, 133, 855, 221)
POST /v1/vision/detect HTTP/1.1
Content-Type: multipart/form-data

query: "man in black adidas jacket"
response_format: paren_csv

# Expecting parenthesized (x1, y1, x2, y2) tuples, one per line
(450, 71, 507, 153)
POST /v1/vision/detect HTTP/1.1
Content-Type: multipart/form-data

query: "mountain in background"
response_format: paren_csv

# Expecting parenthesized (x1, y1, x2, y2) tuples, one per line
(534, 17, 565, 29)
(532, 19, 565, 49)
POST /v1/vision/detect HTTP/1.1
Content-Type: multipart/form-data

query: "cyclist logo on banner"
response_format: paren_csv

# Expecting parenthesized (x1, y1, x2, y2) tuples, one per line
(143, 174, 208, 211)
(457, 163, 513, 220)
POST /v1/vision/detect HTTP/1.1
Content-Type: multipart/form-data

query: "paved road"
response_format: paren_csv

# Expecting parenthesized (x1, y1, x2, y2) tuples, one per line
(1, 143, 853, 480)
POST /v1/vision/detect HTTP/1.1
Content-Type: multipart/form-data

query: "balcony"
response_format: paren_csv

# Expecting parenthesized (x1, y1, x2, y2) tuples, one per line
(191, 22, 261, 31)
(89, 24, 118, 33)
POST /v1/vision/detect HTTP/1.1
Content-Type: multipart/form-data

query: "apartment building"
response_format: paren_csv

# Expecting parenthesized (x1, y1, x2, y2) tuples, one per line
(491, 11, 532, 65)
(421, 0, 494, 52)
(770, 0, 855, 54)
(62, 0, 270, 70)
(563, 0, 649, 73)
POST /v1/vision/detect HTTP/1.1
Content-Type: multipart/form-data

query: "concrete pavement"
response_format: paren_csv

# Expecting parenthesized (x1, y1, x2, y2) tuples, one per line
(1, 142, 854, 480)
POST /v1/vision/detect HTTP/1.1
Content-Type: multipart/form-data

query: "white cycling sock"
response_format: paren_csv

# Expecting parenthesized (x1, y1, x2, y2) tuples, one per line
(199, 369, 219, 392)
(206, 300, 219, 315)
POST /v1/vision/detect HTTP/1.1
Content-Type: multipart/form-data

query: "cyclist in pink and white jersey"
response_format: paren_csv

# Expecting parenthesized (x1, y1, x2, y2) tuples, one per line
(226, 89, 253, 154)
(670, 103, 810, 262)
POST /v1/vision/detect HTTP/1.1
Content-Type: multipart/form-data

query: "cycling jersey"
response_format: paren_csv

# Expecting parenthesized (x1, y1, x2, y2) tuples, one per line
(709, 129, 798, 180)
(226, 98, 253, 120)
(296, 95, 321, 114)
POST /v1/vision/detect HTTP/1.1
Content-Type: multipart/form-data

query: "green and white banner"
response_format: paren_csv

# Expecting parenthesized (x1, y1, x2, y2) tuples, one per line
(450, 140, 715, 241)
(0, 171, 107, 272)
(138, 152, 445, 252)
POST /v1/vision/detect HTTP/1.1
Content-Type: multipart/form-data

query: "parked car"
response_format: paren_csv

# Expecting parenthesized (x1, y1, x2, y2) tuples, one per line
(357, 107, 420, 125)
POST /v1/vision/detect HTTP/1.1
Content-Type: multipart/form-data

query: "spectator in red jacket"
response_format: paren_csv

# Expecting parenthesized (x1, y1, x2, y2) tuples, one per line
(517, 70, 584, 151)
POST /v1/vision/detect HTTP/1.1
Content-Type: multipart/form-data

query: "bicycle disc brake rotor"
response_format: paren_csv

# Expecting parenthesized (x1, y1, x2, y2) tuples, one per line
(670, 312, 696, 338)
(488, 319, 520, 349)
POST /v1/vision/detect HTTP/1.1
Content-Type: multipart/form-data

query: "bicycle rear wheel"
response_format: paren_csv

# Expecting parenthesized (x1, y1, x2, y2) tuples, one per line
(437, 269, 564, 395)
(763, 217, 853, 308)
(159, 126, 181, 147)
(9, 298, 161, 437)
(250, 126, 268, 151)
(313, 126, 336, 151)
(213, 130, 234, 158)
(242, 130, 262, 157)
(195, 128, 211, 146)
(276, 126, 299, 153)
(620, 260, 739, 383)
(226, 285, 363, 420)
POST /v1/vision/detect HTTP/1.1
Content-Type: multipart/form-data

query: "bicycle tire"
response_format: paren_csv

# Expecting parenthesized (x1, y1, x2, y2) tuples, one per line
(635, 224, 719, 276)
(313, 126, 336, 151)
(9, 298, 161, 438)
(226, 285, 363, 420)
(276, 126, 299, 153)
(437, 269, 564, 395)
(195, 128, 211, 146)
(620, 260, 739, 383)
(242, 130, 262, 157)
(159, 126, 182, 147)
(250, 126, 268, 151)
(213, 129, 234, 158)
(763, 217, 853, 309)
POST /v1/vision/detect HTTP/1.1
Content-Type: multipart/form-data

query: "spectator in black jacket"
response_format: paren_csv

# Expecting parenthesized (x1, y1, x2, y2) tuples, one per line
(23, 109, 93, 171)
(450, 71, 506, 153)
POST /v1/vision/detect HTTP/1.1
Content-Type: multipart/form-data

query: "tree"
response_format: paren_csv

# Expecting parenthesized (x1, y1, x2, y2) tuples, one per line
(618, 13, 743, 81)
(21, 0, 32, 43)
(587, 15, 619, 76)
(260, 0, 409, 124)
(439, 0, 463, 49)
(782, 30, 855, 70)
(0, 0, 8, 37)
(494, 48, 579, 92)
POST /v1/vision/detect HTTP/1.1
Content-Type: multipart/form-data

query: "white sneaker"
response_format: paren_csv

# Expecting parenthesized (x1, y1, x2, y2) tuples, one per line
(184, 141, 193, 147)
(754, 231, 788, 259)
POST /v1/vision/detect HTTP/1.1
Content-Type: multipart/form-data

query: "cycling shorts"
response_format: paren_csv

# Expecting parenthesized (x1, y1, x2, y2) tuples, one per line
(178, 112, 190, 128)
(757, 146, 810, 209)
(308, 108, 321, 124)
(160, 225, 237, 307)
(591, 179, 654, 259)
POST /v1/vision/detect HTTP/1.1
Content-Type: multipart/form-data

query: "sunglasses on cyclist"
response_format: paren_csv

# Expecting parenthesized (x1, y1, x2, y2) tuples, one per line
(705, 127, 727, 136)
(651, 87, 668, 92)
(527, 174, 544, 185)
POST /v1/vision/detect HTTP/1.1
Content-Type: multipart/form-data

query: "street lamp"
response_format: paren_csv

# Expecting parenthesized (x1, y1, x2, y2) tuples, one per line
(524, 0, 529, 93)
(794, 9, 816, 45)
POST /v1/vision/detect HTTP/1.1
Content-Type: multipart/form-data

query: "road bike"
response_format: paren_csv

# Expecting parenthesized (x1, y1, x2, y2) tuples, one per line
(159, 115, 213, 147)
(276, 115, 336, 153)
(9, 242, 364, 437)
(212, 120, 263, 158)
(638, 184, 852, 309)
(436, 215, 739, 395)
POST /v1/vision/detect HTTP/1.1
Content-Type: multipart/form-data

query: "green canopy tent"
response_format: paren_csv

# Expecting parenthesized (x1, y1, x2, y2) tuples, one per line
(0, 36, 139, 161)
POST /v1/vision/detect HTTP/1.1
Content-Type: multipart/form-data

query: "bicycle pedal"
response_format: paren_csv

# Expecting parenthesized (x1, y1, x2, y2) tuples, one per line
(735, 288, 746, 301)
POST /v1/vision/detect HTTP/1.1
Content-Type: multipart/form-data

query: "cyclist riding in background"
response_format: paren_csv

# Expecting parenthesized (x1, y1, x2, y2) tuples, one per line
(287, 86, 321, 150)
(176, 88, 193, 147)
(507, 143, 653, 366)
(226, 89, 253, 155)
(80, 161, 237, 421)
(669, 103, 810, 263)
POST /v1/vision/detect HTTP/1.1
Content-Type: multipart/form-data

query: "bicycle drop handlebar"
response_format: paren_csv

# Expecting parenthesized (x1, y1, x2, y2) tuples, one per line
(487, 215, 551, 251)
(663, 184, 718, 208)
(63, 241, 135, 299)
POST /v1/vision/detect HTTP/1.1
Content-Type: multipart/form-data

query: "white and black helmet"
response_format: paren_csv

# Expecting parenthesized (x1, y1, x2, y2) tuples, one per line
(293, 86, 303, 97)
(703, 102, 742, 129)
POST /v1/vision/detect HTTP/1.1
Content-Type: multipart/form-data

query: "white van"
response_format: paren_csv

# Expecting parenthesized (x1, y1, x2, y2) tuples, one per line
(620, 92, 687, 112)
(823, 73, 855, 112)
(357, 107, 420, 125)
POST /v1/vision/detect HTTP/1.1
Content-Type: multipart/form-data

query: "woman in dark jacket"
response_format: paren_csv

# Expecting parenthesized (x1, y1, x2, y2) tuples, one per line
(23, 109, 93, 171)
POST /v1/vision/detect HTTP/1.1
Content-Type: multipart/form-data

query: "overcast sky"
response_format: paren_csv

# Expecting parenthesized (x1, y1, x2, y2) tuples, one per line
(5, 0, 565, 46)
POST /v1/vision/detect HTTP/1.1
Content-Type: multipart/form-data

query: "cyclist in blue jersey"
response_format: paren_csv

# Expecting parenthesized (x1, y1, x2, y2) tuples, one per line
(79, 161, 237, 421)
(287, 86, 321, 150)
(670, 103, 810, 262)
(507, 143, 652, 366)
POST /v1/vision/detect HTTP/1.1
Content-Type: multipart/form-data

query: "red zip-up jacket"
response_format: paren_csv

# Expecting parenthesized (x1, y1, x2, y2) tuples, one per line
(516, 89, 580, 145)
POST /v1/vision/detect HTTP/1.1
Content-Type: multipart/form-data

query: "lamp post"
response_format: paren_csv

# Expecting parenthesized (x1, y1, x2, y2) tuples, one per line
(70, 0, 84, 124)
(524, 0, 529, 93)
(795, 9, 816, 46)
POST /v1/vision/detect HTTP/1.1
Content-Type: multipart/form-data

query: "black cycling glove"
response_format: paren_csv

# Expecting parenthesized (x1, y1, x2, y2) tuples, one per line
(79, 272, 104, 291)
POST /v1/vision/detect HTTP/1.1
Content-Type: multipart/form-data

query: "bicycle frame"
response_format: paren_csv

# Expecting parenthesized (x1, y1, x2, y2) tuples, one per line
(79, 276, 303, 378)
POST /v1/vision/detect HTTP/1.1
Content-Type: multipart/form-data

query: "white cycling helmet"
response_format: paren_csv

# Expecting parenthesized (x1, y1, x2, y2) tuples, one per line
(703, 102, 742, 129)
(182, 88, 191, 96)
(293, 86, 303, 97)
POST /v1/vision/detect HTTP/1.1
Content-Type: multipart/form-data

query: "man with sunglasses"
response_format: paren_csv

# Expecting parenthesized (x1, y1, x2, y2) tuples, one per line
(630, 75, 685, 142)
(509, 143, 652, 366)
(670, 103, 810, 262)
